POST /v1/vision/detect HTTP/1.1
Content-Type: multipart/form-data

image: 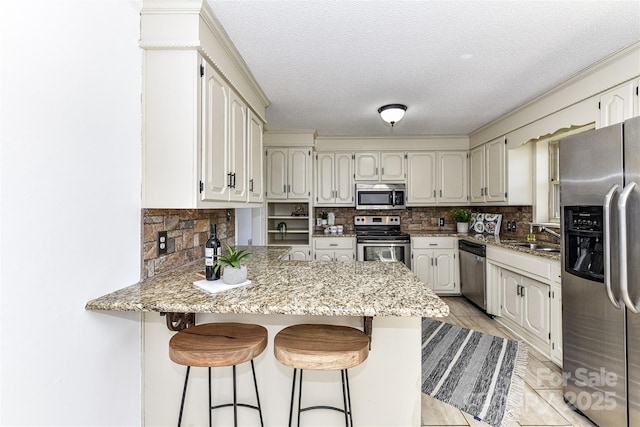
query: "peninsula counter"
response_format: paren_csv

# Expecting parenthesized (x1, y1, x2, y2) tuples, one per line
(86, 246, 449, 426)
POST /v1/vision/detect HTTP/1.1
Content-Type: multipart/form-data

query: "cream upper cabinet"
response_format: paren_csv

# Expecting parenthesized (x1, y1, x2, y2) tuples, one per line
(201, 60, 230, 202)
(406, 152, 436, 204)
(439, 151, 468, 204)
(408, 151, 467, 205)
(266, 148, 311, 200)
(354, 152, 405, 182)
(247, 112, 264, 203)
(470, 138, 505, 204)
(315, 152, 354, 206)
(140, 2, 268, 208)
(597, 79, 639, 128)
(469, 136, 530, 205)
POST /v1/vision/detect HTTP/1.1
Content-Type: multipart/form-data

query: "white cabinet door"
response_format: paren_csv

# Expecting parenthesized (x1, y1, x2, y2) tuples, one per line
(266, 148, 288, 199)
(522, 277, 550, 344)
(432, 250, 456, 293)
(247, 112, 264, 203)
(315, 152, 354, 206)
(380, 152, 405, 181)
(412, 250, 434, 288)
(315, 153, 335, 205)
(550, 282, 562, 365)
(201, 60, 230, 201)
(335, 250, 354, 262)
(288, 246, 310, 261)
(485, 137, 506, 203)
(229, 91, 247, 201)
(334, 152, 354, 205)
(314, 250, 334, 261)
(469, 145, 485, 203)
(501, 269, 522, 324)
(354, 152, 379, 181)
(438, 151, 468, 204)
(288, 148, 311, 199)
(407, 152, 436, 205)
(598, 80, 638, 128)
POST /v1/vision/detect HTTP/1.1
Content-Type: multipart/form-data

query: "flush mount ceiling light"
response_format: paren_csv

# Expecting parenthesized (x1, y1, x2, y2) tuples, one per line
(378, 104, 407, 127)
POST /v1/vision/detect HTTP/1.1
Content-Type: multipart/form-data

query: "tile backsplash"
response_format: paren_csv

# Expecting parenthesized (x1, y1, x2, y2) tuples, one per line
(142, 209, 235, 280)
(312, 206, 554, 242)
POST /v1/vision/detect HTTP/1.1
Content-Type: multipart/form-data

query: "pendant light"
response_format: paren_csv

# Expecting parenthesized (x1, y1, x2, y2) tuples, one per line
(378, 104, 407, 127)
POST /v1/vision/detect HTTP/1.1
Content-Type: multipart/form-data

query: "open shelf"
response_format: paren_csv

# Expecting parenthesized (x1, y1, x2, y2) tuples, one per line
(266, 201, 312, 246)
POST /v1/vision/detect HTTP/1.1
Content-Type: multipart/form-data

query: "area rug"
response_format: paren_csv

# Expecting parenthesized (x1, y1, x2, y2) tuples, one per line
(422, 318, 528, 427)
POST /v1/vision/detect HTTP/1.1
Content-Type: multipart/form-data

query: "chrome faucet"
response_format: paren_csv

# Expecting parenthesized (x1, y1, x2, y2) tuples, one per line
(529, 223, 561, 239)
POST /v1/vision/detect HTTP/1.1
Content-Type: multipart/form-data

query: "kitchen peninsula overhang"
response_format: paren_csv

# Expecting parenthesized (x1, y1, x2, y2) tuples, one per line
(85, 246, 449, 335)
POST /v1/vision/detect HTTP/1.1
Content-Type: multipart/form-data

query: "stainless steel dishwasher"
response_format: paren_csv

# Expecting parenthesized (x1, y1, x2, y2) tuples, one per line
(458, 239, 487, 311)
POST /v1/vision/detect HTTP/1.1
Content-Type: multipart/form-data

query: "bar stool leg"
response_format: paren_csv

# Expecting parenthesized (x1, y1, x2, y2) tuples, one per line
(287, 368, 297, 427)
(340, 370, 349, 427)
(250, 360, 265, 427)
(178, 366, 191, 427)
(208, 367, 213, 427)
(297, 369, 304, 427)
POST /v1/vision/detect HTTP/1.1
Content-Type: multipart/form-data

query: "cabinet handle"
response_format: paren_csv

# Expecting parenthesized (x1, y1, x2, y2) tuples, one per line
(484, 187, 488, 196)
(284, 184, 287, 194)
(521, 285, 525, 297)
(481, 187, 484, 196)
(375, 167, 378, 176)
(434, 258, 438, 266)
(439, 190, 442, 197)
(516, 285, 521, 296)
(249, 178, 254, 192)
(228, 173, 233, 188)
(288, 184, 291, 193)
(433, 190, 436, 197)
(329, 243, 338, 247)
(381, 167, 384, 175)
(429, 243, 437, 246)
(232, 173, 236, 188)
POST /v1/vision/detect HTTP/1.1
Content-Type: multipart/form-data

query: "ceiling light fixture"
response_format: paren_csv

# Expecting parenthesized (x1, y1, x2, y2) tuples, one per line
(378, 104, 407, 127)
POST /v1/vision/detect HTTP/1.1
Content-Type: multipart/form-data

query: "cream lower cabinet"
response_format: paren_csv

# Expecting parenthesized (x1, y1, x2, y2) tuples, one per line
(313, 237, 355, 261)
(411, 237, 458, 294)
(284, 245, 311, 261)
(550, 261, 562, 366)
(500, 269, 550, 348)
(487, 245, 557, 362)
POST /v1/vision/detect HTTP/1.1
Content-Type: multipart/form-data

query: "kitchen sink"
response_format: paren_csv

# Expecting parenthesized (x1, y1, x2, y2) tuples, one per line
(506, 241, 560, 253)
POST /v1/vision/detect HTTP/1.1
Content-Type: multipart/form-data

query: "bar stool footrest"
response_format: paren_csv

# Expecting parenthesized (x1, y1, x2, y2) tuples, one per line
(300, 404, 351, 415)
(211, 403, 262, 412)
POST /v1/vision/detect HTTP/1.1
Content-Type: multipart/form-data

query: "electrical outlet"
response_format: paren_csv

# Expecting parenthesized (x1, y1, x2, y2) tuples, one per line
(439, 218, 445, 227)
(506, 221, 512, 231)
(158, 231, 168, 255)
(512, 221, 517, 232)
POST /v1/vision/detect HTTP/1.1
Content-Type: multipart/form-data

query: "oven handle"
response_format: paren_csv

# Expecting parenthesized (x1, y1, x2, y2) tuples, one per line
(356, 241, 410, 245)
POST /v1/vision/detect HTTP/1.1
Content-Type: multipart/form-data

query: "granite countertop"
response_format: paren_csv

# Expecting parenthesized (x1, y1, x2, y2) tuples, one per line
(85, 246, 449, 318)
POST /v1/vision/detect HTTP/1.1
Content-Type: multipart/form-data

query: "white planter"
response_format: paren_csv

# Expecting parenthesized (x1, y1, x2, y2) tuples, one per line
(222, 265, 248, 284)
(456, 222, 469, 233)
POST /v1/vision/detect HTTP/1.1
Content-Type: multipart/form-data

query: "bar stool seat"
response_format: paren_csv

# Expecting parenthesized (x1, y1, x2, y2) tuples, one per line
(169, 322, 267, 427)
(274, 324, 369, 427)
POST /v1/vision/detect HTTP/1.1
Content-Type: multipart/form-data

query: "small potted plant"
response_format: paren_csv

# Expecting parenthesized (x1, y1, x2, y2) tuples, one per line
(214, 245, 252, 284)
(320, 211, 329, 226)
(450, 208, 472, 233)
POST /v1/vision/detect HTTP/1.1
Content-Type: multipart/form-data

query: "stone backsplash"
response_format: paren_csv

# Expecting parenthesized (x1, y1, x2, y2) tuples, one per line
(312, 205, 559, 243)
(142, 209, 235, 280)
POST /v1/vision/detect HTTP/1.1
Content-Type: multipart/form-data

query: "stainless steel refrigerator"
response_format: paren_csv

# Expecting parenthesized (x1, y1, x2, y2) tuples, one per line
(559, 115, 640, 427)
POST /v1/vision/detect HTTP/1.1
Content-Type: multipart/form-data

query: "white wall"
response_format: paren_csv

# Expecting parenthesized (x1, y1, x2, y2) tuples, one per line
(1, 1, 143, 426)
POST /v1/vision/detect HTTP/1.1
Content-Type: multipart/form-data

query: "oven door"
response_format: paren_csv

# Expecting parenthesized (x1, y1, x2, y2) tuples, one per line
(356, 241, 411, 269)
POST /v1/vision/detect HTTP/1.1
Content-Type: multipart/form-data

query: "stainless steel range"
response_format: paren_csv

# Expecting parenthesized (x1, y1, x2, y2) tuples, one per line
(354, 215, 411, 268)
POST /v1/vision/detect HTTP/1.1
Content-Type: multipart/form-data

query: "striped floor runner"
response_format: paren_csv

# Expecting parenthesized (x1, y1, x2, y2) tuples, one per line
(422, 318, 528, 427)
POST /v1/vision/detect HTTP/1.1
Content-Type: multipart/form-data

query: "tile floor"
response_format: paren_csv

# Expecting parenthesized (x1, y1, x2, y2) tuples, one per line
(422, 296, 597, 427)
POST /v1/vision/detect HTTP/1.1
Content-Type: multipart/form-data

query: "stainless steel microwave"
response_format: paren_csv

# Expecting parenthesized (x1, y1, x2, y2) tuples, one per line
(355, 183, 406, 210)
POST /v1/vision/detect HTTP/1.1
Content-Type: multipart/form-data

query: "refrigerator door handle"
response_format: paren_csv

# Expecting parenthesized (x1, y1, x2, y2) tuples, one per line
(604, 184, 623, 309)
(618, 181, 639, 313)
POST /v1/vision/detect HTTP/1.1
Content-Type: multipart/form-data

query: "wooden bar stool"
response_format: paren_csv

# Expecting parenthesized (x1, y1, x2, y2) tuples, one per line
(169, 322, 268, 427)
(274, 324, 370, 427)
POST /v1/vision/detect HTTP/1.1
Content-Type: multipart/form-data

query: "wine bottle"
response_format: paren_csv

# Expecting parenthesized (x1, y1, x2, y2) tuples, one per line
(205, 224, 221, 280)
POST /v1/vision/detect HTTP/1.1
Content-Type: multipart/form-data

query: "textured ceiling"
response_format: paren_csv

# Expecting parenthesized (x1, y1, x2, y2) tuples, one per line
(207, 0, 640, 137)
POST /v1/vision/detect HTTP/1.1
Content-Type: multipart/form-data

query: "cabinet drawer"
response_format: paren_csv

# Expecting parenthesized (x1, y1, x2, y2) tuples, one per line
(411, 237, 455, 249)
(314, 237, 354, 250)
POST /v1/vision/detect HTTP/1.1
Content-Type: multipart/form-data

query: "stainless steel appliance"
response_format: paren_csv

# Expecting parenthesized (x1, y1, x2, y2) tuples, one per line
(458, 239, 487, 311)
(559, 116, 640, 427)
(355, 183, 406, 210)
(354, 215, 411, 268)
